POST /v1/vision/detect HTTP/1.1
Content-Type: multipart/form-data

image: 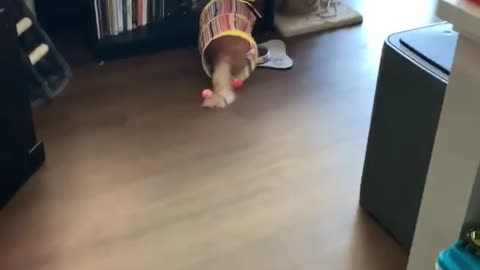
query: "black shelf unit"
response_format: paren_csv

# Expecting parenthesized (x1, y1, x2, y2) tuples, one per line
(1, 0, 45, 208)
(89, 0, 276, 61)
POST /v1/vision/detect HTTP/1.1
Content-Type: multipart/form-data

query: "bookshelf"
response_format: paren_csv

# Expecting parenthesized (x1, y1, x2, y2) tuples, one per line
(89, 0, 275, 60)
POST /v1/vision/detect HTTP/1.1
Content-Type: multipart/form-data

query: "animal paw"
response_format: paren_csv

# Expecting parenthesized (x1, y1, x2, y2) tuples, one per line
(202, 92, 235, 109)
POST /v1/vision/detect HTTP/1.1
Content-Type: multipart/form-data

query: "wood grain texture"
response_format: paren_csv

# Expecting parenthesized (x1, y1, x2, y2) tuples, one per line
(0, 0, 437, 269)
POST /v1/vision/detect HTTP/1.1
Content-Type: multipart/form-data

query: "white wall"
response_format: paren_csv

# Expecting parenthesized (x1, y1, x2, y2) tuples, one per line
(407, 35, 480, 270)
(464, 171, 480, 229)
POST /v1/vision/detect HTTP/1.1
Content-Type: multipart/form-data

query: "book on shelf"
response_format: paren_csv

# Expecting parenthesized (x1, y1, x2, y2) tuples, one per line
(142, 0, 147, 26)
(137, 0, 143, 27)
(111, 0, 118, 34)
(132, 0, 137, 28)
(117, 0, 124, 33)
(126, 0, 133, 30)
(122, 0, 127, 32)
(93, 0, 101, 38)
(93, 0, 172, 38)
(150, 0, 154, 23)
(101, 0, 109, 36)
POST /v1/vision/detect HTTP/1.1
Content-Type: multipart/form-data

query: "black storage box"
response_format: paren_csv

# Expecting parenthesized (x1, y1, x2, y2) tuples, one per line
(359, 22, 457, 251)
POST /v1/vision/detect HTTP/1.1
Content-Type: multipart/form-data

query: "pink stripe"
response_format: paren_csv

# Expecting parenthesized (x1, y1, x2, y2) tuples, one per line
(199, 0, 257, 53)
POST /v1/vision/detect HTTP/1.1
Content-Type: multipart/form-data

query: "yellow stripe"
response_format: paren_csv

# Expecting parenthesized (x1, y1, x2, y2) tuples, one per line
(203, 29, 256, 53)
(205, 0, 256, 12)
(201, 29, 258, 67)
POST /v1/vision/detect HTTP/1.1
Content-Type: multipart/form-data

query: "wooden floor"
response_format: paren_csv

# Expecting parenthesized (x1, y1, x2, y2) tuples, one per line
(0, 1, 438, 269)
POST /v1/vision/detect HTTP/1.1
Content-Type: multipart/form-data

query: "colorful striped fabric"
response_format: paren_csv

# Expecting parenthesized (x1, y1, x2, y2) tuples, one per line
(199, 0, 260, 81)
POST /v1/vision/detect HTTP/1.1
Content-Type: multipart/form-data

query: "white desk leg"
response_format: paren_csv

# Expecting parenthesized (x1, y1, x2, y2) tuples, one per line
(407, 35, 480, 270)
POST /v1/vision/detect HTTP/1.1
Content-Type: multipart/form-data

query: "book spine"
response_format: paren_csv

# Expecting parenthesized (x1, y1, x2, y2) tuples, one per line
(142, 0, 147, 25)
(105, 0, 111, 35)
(104, 0, 110, 35)
(117, 0, 124, 33)
(151, 0, 154, 21)
(147, 0, 150, 24)
(109, 0, 115, 35)
(162, 0, 165, 19)
(126, 0, 132, 30)
(151, 0, 155, 23)
(100, 0, 108, 36)
(132, 0, 137, 28)
(147, 0, 151, 23)
(122, 0, 127, 31)
(154, 0, 158, 21)
(152, 0, 155, 23)
(145, 0, 149, 24)
(160, 0, 164, 21)
(93, 0, 101, 39)
(112, 0, 118, 34)
(138, 0, 143, 26)
(99, 0, 105, 37)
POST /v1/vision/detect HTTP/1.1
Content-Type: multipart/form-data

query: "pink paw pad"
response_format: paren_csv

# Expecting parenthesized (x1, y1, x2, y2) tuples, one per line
(233, 79, 244, 89)
(202, 89, 214, 99)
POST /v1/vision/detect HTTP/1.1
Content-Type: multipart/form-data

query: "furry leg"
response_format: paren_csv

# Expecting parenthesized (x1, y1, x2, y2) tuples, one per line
(203, 58, 236, 108)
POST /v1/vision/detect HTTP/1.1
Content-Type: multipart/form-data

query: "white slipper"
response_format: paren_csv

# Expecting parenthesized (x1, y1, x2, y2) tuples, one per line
(257, 39, 294, 70)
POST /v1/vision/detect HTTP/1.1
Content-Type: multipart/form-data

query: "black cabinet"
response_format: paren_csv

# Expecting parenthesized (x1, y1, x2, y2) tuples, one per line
(0, 0, 45, 208)
(359, 23, 455, 251)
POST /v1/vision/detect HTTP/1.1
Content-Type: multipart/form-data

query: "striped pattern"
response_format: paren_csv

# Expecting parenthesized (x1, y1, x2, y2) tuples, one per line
(199, 0, 259, 80)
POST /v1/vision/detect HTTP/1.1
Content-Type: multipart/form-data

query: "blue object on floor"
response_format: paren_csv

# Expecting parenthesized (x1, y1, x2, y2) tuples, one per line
(436, 241, 480, 270)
